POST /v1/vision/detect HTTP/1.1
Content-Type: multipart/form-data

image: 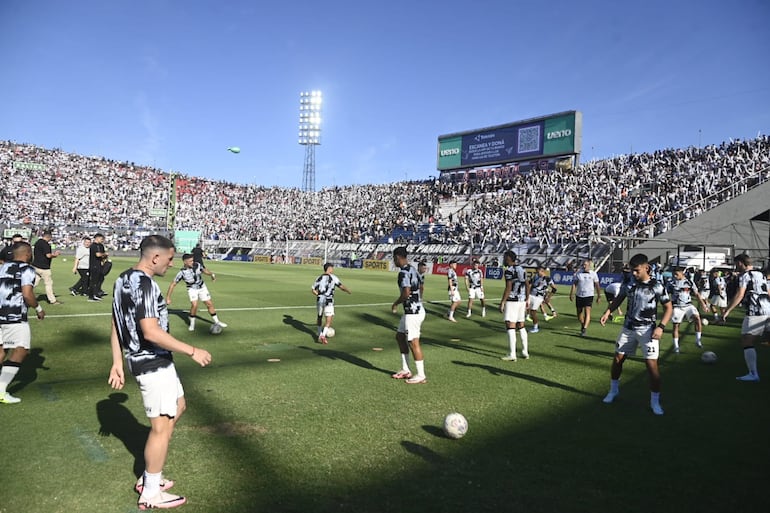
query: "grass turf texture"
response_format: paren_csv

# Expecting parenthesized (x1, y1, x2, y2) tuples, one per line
(3, 258, 769, 513)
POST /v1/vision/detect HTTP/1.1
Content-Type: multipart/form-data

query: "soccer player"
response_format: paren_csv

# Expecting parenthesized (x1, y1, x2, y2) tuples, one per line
(667, 267, 709, 353)
(540, 279, 558, 320)
(109, 235, 212, 510)
(500, 251, 530, 361)
(708, 268, 728, 323)
(87, 232, 109, 301)
(0, 242, 45, 404)
(166, 254, 227, 332)
(528, 266, 552, 333)
(311, 263, 351, 344)
(446, 261, 461, 322)
(0, 233, 24, 264)
(391, 247, 427, 384)
(723, 254, 770, 382)
(600, 253, 672, 415)
(417, 260, 428, 302)
(464, 258, 486, 318)
(569, 259, 601, 336)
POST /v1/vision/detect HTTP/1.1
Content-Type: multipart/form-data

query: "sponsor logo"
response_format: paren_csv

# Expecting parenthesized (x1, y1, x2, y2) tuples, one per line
(364, 259, 389, 271)
(440, 148, 460, 156)
(486, 267, 503, 280)
(252, 255, 271, 263)
(546, 129, 572, 140)
(302, 257, 322, 266)
(474, 133, 496, 142)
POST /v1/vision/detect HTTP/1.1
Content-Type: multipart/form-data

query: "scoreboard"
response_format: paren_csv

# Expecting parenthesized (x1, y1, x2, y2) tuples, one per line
(437, 111, 581, 171)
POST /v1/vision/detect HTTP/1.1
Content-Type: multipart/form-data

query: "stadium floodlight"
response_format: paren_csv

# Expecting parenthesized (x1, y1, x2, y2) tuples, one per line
(299, 90, 322, 192)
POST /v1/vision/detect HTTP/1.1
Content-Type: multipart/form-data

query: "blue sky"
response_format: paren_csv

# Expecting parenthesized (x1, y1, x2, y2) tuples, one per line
(2, 0, 768, 189)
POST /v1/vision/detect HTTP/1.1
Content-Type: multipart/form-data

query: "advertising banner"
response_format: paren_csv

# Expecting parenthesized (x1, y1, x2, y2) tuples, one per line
(252, 255, 271, 263)
(364, 259, 390, 271)
(549, 271, 622, 289)
(302, 257, 322, 266)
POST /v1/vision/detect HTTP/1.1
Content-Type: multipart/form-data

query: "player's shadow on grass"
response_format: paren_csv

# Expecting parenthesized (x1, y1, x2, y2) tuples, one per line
(400, 440, 445, 465)
(555, 345, 614, 361)
(7, 348, 49, 394)
(96, 392, 149, 479)
(283, 314, 318, 343)
(354, 312, 396, 332)
(425, 337, 501, 358)
(297, 346, 392, 376)
(452, 360, 598, 398)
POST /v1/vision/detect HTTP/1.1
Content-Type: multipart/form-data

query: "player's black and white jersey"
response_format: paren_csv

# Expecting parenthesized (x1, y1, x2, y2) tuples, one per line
(738, 269, 770, 316)
(113, 268, 173, 376)
(313, 273, 342, 305)
(173, 262, 205, 290)
(530, 274, 553, 297)
(618, 278, 671, 327)
(398, 264, 423, 315)
(667, 278, 699, 307)
(447, 268, 458, 290)
(709, 276, 726, 298)
(417, 271, 426, 302)
(504, 265, 527, 302)
(0, 261, 36, 323)
(465, 268, 483, 288)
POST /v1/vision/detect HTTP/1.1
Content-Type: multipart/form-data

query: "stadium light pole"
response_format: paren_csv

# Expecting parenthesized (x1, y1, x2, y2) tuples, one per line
(299, 90, 322, 192)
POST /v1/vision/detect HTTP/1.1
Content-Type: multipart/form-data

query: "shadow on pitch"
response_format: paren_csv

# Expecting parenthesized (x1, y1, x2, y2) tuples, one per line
(297, 345, 392, 376)
(452, 360, 598, 398)
(282, 314, 318, 343)
(7, 348, 49, 394)
(96, 392, 149, 479)
(401, 440, 445, 465)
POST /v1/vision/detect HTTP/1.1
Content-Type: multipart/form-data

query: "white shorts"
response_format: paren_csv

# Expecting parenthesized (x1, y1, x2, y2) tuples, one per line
(709, 295, 727, 308)
(468, 288, 484, 300)
(135, 364, 185, 418)
(528, 295, 544, 311)
(448, 289, 461, 302)
(741, 315, 770, 337)
(672, 304, 700, 324)
(615, 325, 659, 360)
(317, 299, 335, 317)
(398, 309, 426, 341)
(504, 301, 527, 323)
(187, 285, 211, 303)
(0, 323, 31, 350)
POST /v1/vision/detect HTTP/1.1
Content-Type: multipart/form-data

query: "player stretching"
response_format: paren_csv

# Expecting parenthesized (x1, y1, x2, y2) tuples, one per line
(312, 263, 351, 344)
(464, 259, 486, 318)
(570, 259, 601, 336)
(167, 254, 227, 332)
(600, 253, 672, 415)
(446, 261, 461, 322)
(391, 247, 427, 384)
(500, 251, 530, 361)
(723, 254, 770, 382)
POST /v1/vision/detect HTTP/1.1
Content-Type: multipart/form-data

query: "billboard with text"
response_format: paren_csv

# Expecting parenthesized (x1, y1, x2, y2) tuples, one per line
(437, 111, 581, 171)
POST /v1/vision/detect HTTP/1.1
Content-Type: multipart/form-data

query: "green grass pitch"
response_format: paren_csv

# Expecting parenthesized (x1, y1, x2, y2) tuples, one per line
(3, 258, 769, 512)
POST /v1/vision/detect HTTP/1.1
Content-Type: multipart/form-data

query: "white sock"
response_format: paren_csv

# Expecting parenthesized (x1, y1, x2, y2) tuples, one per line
(212, 314, 220, 324)
(744, 347, 758, 375)
(415, 359, 425, 378)
(322, 326, 328, 336)
(695, 332, 702, 342)
(189, 316, 196, 329)
(141, 470, 162, 498)
(610, 379, 620, 394)
(673, 337, 679, 348)
(400, 353, 410, 372)
(0, 364, 20, 394)
(507, 329, 517, 356)
(519, 328, 528, 353)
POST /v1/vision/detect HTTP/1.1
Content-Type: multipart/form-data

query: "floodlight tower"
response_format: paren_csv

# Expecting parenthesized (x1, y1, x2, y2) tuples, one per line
(299, 90, 322, 192)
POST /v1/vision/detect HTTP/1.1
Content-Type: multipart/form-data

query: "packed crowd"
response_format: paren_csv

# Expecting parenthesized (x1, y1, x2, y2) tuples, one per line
(1, 136, 768, 247)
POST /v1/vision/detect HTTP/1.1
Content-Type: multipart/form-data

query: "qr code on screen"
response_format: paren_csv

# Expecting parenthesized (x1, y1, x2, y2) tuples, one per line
(518, 126, 540, 153)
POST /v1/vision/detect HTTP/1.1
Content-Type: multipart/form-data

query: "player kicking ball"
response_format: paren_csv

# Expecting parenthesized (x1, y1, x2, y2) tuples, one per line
(166, 254, 227, 332)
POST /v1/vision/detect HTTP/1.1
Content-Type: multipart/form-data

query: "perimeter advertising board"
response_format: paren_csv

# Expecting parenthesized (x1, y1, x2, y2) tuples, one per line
(437, 111, 581, 171)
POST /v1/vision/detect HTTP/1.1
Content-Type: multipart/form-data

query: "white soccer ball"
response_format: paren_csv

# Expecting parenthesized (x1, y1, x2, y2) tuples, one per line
(443, 412, 468, 439)
(702, 318, 709, 326)
(326, 327, 335, 338)
(62, 258, 67, 262)
(209, 323, 223, 335)
(701, 351, 718, 364)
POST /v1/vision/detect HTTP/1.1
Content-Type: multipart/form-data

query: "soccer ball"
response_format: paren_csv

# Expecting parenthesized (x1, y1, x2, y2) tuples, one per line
(209, 323, 223, 335)
(326, 327, 335, 338)
(701, 351, 718, 364)
(443, 412, 468, 439)
(702, 318, 709, 326)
